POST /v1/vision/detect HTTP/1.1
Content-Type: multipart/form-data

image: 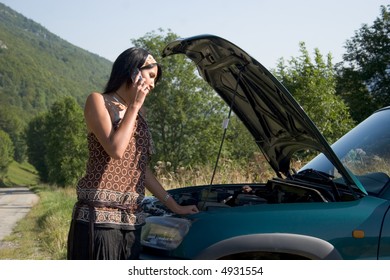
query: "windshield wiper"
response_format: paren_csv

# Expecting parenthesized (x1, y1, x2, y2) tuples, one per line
(294, 169, 341, 200)
(295, 168, 334, 182)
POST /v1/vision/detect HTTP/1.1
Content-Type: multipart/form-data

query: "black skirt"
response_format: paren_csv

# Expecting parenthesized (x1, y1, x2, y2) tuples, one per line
(67, 221, 142, 260)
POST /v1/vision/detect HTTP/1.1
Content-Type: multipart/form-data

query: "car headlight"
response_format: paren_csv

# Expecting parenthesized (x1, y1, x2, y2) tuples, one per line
(141, 216, 191, 250)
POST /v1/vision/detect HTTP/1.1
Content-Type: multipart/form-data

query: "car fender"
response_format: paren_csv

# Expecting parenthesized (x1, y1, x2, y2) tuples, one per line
(194, 233, 343, 260)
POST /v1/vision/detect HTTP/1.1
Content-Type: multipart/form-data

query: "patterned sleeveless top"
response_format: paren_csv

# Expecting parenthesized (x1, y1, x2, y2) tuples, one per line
(73, 94, 154, 230)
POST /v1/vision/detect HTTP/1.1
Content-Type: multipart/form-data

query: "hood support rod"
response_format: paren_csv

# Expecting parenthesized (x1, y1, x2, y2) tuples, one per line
(200, 66, 245, 210)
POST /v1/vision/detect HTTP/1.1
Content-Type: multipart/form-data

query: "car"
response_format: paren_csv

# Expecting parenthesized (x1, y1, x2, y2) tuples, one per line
(140, 34, 390, 260)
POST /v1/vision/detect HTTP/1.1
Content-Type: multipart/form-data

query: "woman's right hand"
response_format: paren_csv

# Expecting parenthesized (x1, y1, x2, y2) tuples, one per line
(129, 68, 156, 109)
(130, 75, 148, 108)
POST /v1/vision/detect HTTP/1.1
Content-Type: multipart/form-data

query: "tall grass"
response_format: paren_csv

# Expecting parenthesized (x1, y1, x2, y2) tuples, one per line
(153, 153, 276, 190)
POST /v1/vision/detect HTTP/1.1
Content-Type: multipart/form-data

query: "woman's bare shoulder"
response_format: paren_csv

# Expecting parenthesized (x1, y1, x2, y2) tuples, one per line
(84, 92, 112, 133)
(85, 92, 109, 112)
(84, 92, 108, 119)
(86, 92, 104, 104)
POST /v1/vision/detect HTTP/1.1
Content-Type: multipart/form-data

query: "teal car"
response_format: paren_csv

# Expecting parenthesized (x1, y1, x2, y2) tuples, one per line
(140, 35, 390, 260)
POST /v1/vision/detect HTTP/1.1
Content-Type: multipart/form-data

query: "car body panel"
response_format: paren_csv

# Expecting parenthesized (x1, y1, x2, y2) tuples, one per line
(141, 193, 390, 260)
(173, 196, 390, 259)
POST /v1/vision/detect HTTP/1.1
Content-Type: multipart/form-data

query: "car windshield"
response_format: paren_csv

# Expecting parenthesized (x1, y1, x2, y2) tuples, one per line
(300, 108, 390, 194)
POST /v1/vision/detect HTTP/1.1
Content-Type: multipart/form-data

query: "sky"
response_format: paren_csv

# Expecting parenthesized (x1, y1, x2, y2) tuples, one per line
(1, 0, 388, 69)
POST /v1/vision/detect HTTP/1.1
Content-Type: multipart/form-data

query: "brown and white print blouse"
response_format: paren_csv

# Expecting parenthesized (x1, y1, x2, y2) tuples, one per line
(73, 94, 153, 230)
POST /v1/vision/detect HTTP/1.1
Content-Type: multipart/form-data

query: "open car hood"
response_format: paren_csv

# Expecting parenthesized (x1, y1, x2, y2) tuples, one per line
(162, 35, 367, 195)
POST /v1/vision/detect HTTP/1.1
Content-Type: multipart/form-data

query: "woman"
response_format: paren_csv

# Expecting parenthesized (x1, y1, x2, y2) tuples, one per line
(67, 47, 199, 260)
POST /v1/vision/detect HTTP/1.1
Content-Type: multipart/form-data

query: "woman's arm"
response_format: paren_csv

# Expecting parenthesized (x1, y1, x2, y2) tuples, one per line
(84, 69, 154, 159)
(145, 166, 199, 215)
(84, 92, 140, 159)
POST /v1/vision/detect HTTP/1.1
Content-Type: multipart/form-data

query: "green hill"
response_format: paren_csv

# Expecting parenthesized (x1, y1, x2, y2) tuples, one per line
(0, 2, 112, 120)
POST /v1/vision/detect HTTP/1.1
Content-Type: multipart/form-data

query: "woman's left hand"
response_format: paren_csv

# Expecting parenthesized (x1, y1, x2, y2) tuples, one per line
(174, 204, 199, 215)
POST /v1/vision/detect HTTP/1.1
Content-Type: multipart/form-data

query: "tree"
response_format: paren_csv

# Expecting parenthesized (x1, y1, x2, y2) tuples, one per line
(25, 113, 49, 181)
(44, 96, 87, 187)
(0, 129, 14, 180)
(336, 5, 390, 122)
(131, 30, 238, 168)
(26, 96, 87, 186)
(274, 42, 355, 144)
(0, 105, 27, 162)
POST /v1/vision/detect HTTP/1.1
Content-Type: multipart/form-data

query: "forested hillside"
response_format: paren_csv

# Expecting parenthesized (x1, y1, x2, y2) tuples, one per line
(0, 2, 112, 121)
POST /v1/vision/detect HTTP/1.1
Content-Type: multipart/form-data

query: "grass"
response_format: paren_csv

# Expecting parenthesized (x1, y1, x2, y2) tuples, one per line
(0, 161, 39, 187)
(151, 154, 276, 191)
(0, 155, 278, 259)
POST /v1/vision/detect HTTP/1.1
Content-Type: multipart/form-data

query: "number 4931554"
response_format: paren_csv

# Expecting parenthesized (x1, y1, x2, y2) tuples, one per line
(220, 266, 263, 276)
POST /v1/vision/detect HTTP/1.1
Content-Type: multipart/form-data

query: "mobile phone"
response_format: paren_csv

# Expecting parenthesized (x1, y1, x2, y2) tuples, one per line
(131, 68, 142, 84)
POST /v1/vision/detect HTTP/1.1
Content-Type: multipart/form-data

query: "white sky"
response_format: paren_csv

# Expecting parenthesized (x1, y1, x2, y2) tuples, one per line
(1, 0, 388, 68)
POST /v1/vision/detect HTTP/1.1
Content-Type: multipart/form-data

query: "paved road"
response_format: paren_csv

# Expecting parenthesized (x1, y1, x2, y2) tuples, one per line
(0, 187, 39, 241)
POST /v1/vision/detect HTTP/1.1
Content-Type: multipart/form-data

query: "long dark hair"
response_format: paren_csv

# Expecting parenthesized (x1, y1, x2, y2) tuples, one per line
(103, 47, 162, 94)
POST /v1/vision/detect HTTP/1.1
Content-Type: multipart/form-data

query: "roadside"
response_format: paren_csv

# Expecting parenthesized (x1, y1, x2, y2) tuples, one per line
(0, 187, 39, 242)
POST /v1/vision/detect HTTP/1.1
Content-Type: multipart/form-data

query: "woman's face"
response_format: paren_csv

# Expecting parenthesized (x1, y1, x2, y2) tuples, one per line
(140, 65, 159, 92)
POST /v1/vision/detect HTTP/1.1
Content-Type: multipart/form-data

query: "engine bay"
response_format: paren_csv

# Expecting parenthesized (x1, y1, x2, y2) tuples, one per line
(142, 177, 357, 216)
